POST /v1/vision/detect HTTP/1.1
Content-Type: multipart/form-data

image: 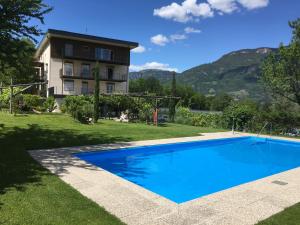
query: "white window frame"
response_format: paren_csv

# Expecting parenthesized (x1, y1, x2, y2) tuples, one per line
(64, 62, 73, 76)
(64, 80, 74, 92)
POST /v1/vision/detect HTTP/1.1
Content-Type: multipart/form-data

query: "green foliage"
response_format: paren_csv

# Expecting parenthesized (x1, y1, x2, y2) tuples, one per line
(43, 96, 56, 112)
(190, 93, 206, 110)
(61, 95, 93, 123)
(99, 95, 139, 119)
(210, 93, 233, 111)
(138, 102, 154, 124)
(0, 0, 52, 84)
(93, 63, 100, 122)
(129, 47, 275, 102)
(223, 100, 258, 131)
(262, 18, 300, 105)
(73, 103, 94, 124)
(175, 106, 223, 128)
(168, 72, 177, 122)
(129, 77, 164, 95)
(22, 94, 44, 111)
(0, 39, 37, 85)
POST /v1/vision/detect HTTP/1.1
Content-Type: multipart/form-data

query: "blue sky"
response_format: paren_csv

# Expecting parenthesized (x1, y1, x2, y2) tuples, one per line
(37, 0, 300, 72)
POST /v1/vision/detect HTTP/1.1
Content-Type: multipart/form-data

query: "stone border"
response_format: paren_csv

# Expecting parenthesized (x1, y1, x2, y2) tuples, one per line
(29, 132, 300, 225)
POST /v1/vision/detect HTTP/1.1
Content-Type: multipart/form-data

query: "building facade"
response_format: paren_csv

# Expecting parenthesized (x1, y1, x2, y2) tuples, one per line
(35, 29, 138, 100)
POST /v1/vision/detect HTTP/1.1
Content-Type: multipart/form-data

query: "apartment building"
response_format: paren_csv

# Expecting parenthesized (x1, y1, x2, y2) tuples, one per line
(35, 29, 138, 102)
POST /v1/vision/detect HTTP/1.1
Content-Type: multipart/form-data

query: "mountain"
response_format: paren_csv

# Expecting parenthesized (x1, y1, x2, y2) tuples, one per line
(129, 47, 276, 101)
(129, 69, 176, 85)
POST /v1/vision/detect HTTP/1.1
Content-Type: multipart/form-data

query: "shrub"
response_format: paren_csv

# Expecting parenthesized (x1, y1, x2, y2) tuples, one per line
(62, 95, 94, 123)
(43, 96, 57, 112)
(0, 87, 22, 109)
(73, 103, 94, 124)
(223, 100, 257, 131)
(22, 94, 44, 111)
(174, 106, 223, 128)
(138, 102, 154, 123)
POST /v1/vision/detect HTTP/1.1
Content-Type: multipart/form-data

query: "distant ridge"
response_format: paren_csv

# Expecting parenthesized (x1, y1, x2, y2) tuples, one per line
(129, 47, 276, 101)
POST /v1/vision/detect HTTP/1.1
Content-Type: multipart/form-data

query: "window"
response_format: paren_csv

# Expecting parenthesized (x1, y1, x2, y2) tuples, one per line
(106, 83, 115, 94)
(81, 64, 90, 77)
(64, 63, 73, 76)
(64, 80, 74, 92)
(95, 48, 112, 61)
(65, 43, 73, 56)
(81, 81, 89, 94)
(107, 67, 114, 80)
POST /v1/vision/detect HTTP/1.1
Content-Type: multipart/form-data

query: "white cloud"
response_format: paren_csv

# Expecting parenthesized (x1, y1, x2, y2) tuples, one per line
(150, 34, 169, 46)
(130, 62, 178, 72)
(132, 45, 146, 53)
(237, 0, 269, 10)
(207, 0, 237, 14)
(184, 27, 201, 33)
(170, 34, 187, 42)
(154, 0, 269, 22)
(153, 0, 214, 23)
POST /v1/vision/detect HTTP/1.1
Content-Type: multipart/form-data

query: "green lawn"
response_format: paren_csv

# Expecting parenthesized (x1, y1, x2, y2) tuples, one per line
(0, 112, 222, 225)
(257, 203, 300, 225)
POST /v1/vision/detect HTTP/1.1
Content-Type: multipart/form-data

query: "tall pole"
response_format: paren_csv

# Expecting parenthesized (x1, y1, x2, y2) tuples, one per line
(9, 78, 13, 114)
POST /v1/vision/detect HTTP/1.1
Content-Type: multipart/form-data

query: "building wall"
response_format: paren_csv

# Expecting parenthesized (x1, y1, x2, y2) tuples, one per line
(49, 57, 128, 95)
(50, 37, 130, 65)
(38, 43, 51, 95)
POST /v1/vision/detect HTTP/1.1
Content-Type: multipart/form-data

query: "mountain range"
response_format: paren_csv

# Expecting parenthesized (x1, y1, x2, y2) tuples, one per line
(129, 47, 276, 101)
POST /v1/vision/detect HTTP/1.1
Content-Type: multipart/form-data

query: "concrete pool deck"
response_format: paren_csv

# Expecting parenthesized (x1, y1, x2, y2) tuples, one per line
(29, 132, 300, 225)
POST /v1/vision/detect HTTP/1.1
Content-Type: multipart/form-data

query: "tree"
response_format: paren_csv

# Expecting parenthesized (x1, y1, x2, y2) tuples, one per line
(0, 38, 37, 85)
(93, 63, 100, 123)
(0, 0, 52, 80)
(129, 77, 163, 95)
(262, 18, 300, 105)
(210, 93, 233, 111)
(223, 100, 258, 131)
(169, 72, 176, 122)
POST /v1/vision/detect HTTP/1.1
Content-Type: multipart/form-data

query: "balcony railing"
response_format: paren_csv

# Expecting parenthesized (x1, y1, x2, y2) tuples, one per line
(81, 88, 94, 95)
(62, 52, 128, 65)
(59, 69, 127, 82)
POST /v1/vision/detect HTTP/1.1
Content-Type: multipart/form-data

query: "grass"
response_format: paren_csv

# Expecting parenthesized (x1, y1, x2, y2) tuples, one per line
(0, 112, 222, 225)
(257, 203, 300, 225)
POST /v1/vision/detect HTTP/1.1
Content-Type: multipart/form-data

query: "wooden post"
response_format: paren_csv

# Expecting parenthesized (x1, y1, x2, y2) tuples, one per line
(9, 78, 13, 114)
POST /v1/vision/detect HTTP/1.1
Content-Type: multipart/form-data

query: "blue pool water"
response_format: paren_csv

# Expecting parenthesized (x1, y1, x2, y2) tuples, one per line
(74, 137, 300, 203)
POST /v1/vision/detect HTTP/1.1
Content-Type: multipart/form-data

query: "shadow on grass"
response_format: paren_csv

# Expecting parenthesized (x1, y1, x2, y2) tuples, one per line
(0, 123, 133, 207)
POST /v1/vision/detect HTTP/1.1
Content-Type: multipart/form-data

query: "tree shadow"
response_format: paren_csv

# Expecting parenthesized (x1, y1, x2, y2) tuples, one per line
(0, 123, 133, 208)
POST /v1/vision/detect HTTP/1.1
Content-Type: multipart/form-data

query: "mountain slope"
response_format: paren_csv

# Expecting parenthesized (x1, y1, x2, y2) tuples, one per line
(129, 47, 275, 101)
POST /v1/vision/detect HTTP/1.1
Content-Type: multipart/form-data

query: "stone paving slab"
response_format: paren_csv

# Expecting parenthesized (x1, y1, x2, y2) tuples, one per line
(29, 132, 300, 225)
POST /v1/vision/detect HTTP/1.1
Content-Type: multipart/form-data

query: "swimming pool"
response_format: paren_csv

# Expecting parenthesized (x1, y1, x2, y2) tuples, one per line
(74, 136, 300, 203)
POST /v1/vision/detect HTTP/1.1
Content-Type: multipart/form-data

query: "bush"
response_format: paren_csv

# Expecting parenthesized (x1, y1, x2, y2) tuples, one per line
(43, 97, 56, 112)
(73, 103, 94, 124)
(138, 102, 154, 124)
(61, 95, 94, 123)
(223, 100, 257, 131)
(175, 106, 223, 128)
(0, 87, 22, 109)
(22, 94, 44, 111)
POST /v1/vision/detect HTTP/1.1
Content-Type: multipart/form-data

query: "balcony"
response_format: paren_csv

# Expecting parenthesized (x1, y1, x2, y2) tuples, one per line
(62, 52, 128, 66)
(60, 69, 94, 80)
(60, 69, 127, 82)
(81, 88, 94, 95)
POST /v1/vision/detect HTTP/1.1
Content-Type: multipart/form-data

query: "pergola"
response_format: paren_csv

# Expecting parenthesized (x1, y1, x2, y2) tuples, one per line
(100, 93, 180, 126)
